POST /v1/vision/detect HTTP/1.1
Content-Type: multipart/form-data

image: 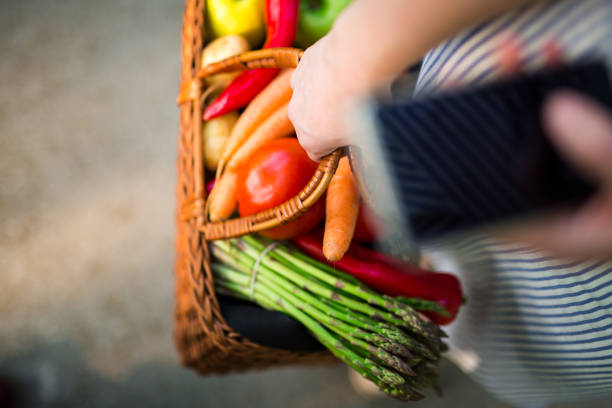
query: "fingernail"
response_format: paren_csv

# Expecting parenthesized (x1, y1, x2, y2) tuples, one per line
(497, 35, 523, 76)
(544, 91, 612, 151)
(544, 91, 612, 183)
(545, 91, 589, 136)
(542, 37, 563, 67)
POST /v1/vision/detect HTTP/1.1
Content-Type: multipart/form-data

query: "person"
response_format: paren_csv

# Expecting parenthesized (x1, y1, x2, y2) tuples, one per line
(288, 0, 612, 406)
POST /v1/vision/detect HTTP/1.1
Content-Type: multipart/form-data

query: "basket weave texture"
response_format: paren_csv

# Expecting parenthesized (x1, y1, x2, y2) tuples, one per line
(174, 0, 338, 374)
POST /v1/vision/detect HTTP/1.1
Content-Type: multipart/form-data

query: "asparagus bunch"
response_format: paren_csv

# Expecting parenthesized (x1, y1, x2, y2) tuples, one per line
(210, 236, 447, 401)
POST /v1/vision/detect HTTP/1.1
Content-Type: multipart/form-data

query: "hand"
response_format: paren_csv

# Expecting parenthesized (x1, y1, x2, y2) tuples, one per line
(502, 91, 612, 259)
(288, 0, 521, 161)
(288, 37, 376, 161)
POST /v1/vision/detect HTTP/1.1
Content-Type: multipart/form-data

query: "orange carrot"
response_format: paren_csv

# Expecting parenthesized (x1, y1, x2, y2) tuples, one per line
(323, 157, 360, 261)
(209, 170, 238, 221)
(226, 103, 293, 171)
(217, 68, 294, 175)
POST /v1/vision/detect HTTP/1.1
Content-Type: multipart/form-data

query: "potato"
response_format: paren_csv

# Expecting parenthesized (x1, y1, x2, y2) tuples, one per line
(201, 35, 250, 65)
(201, 35, 250, 86)
(203, 111, 239, 170)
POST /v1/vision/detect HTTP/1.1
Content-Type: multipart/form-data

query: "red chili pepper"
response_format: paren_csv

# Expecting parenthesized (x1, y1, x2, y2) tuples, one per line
(203, 0, 299, 120)
(293, 231, 464, 325)
(353, 202, 381, 243)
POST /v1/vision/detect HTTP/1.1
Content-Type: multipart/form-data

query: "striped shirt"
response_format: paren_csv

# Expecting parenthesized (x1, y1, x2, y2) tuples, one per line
(372, 1, 612, 406)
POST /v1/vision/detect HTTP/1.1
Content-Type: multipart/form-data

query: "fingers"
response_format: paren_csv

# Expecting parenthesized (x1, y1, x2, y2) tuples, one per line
(543, 91, 612, 188)
(497, 36, 563, 77)
(289, 48, 324, 161)
(497, 35, 523, 76)
(289, 98, 326, 161)
(289, 56, 301, 90)
(500, 193, 612, 259)
(288, 42, 348, 161)
(290, 44, 313, 90)
(500, 93, 612, 259)
(293, 127, 335, 162)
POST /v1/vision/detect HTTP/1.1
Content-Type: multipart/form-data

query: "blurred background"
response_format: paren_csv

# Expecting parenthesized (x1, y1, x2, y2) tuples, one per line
(0, 1, 610, 407)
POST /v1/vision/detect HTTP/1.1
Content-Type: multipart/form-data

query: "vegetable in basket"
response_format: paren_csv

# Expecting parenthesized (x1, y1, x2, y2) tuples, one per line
(217, 69, 293, 174)
(295, 0, 353, 48)
(209, 171, 239, 220)
(208, 71, 294, 220)
(226, 103, 293, 171)
(354, 201, 386, 243)
(322, 156, 360, 261)
(236, 138, 325, 239)
(201, 35, 251, 88)
(204, 0, 299, 120)
(294, 231, 464, 325)
(203, 112, 239, 170)
(210, 235, 447, 401)
(206, 0, 266, 47)
(321, 155, 388, 258)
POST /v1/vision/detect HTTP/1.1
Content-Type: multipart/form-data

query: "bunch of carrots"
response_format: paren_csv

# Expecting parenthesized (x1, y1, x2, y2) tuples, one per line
(207, 64, 362, 263)
(208, 68, 295, 216)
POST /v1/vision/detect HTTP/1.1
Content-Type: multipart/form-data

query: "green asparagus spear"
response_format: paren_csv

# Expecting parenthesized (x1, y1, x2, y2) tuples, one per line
(209, 236, 445, 401)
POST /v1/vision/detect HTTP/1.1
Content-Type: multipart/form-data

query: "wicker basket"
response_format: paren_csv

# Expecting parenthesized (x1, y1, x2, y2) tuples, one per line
(173, 0, 353, 374)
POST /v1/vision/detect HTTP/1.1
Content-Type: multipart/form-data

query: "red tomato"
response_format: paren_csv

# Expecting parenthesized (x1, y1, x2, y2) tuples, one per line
(237, 138, 325, 239)
(262, 197, 326, 239)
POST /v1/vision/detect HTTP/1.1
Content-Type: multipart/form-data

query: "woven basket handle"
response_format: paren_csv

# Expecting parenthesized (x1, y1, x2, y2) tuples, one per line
(199, 47, 304, 77)
(204, 148, 343, 240)
(192, 48, 351, 240)
(178, 48, 304, 104)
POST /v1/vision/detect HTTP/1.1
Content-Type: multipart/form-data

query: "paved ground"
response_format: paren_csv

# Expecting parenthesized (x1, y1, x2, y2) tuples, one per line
(0, 1, 610, 407)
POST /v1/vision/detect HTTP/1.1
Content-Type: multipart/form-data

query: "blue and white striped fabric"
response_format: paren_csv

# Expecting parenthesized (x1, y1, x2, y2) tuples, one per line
(427, 238, 612, 407)
(375, 1, 612, 406)
(416, 0, 612, 96)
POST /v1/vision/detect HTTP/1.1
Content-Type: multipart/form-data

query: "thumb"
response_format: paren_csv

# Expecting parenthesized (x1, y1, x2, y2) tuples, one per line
(543, 91, 612, 187)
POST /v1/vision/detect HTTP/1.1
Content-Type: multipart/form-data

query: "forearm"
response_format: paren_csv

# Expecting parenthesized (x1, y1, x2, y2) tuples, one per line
(325, 0, 541, 93)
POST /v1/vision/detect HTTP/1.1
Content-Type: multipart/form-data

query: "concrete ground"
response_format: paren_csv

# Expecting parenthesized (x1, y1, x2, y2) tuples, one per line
(0, 1, 610, 407)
